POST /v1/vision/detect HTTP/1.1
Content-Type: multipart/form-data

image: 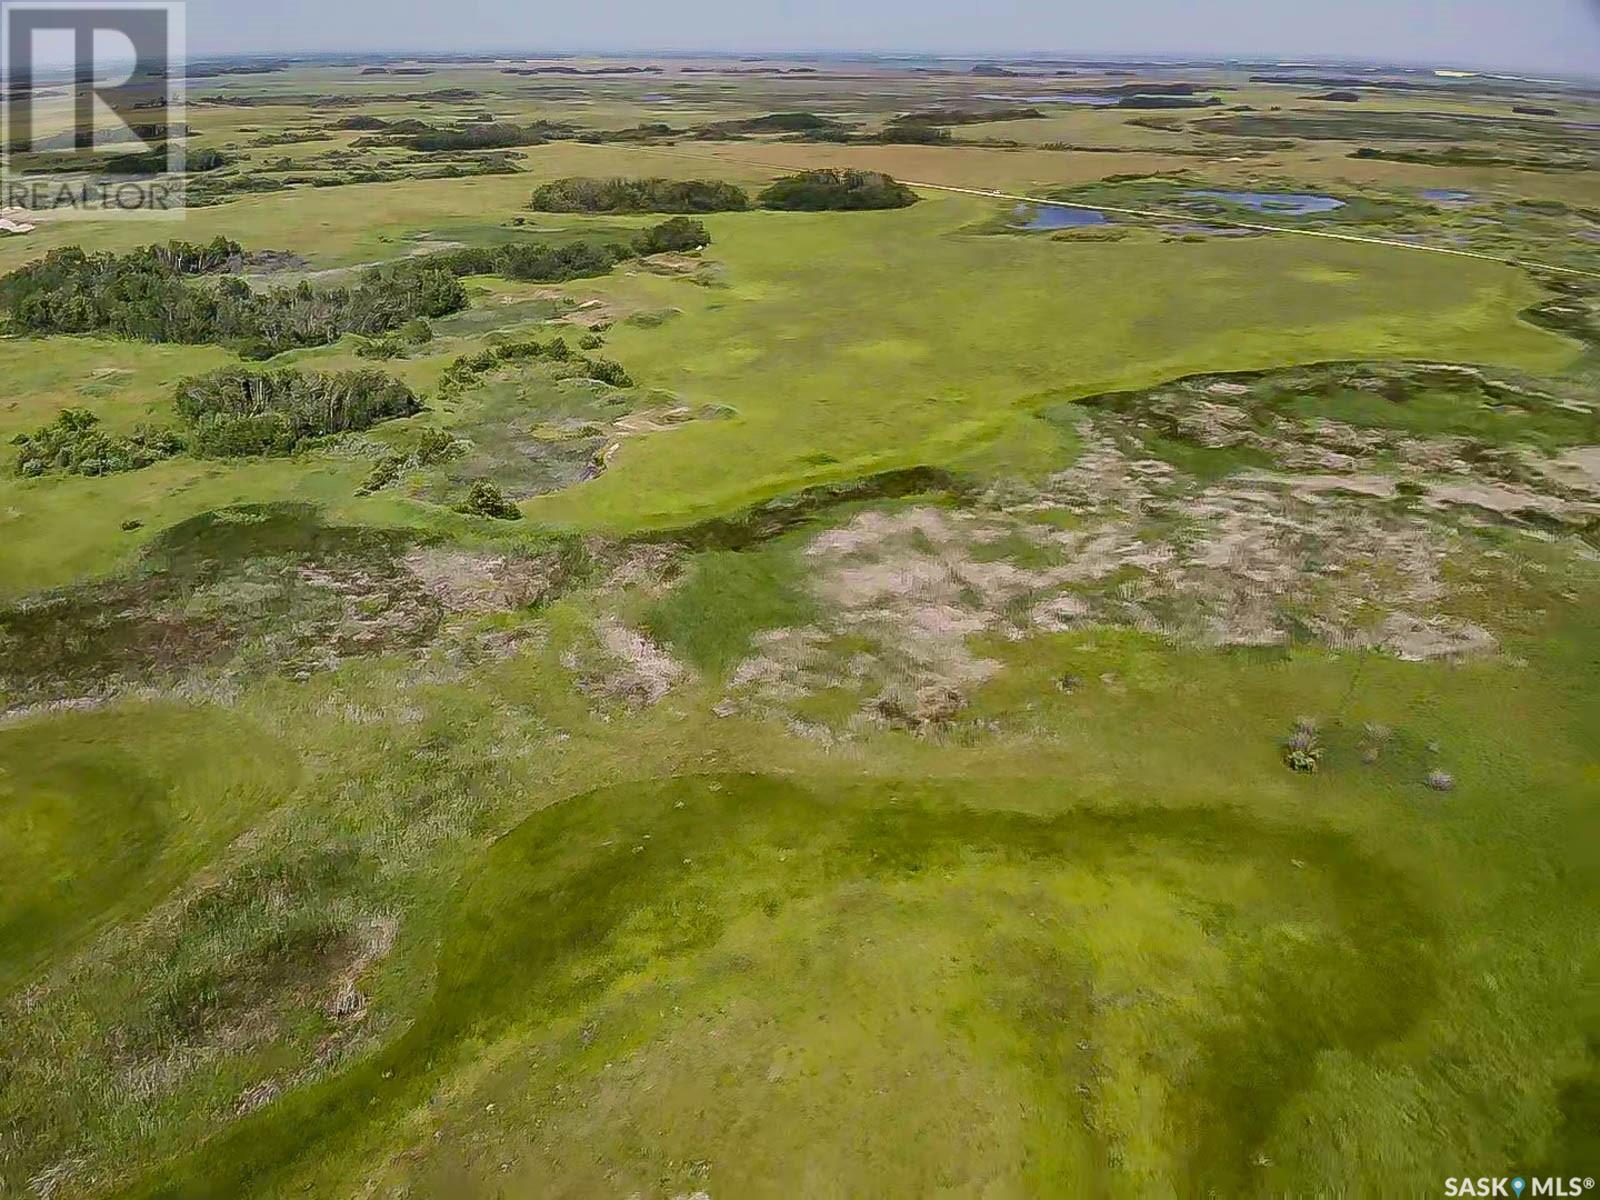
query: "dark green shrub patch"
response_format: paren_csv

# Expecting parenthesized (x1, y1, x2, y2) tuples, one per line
(0, 243, 468, 356)
(757, 169, 919, 211)
(427, 240, 630, 283)
(632, 216, 712, 255)
(11, 409, 185, 478)
(458, 479, 521, 520)
(528, 176, 750, 213)
(175, 367, 421, 457)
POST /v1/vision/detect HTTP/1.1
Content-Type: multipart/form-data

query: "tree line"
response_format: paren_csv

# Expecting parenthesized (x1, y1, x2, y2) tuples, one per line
(530, 176, 751, 214)
(0, 220, 709, 356)
(176, 367, 422, 456)
(526, 173, 918, 214)
(0, 242, 468, 357)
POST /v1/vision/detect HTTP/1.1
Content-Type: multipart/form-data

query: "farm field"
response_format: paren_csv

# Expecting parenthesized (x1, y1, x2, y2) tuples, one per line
(1, 49, 1598, 1199)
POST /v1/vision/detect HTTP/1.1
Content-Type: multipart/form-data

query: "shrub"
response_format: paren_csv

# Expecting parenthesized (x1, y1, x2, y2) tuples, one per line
(11, 408, 184, 477)
(458, 480, 521, 520)
(355, 427, 463, 495)
(633, 216, 712, 255)
(399, 317, 433, 344)
(583, 357, 633, 387)
(354, 336, 404, 360)
(1284, 717, 1324, 773)
(435, 335, 580, 398)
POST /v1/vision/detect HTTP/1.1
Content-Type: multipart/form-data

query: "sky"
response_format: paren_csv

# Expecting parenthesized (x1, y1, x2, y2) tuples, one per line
(178, 0, 1600, 78)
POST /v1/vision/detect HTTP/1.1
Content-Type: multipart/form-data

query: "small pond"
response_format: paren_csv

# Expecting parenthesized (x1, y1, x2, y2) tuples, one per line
(1013, 204, 1109, 230)
(1421, 189, 1474, 202)
(1187, 190, 1346, 215)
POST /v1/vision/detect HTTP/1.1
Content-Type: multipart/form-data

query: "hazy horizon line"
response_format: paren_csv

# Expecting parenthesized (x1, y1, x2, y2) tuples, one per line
(177, 45, 1600, 83)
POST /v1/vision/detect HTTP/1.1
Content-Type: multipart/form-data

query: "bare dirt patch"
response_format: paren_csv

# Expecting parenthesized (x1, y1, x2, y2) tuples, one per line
(402, 547, 564, 613)
(722, 422, 1529, 725)
(564, 617, 686, 708)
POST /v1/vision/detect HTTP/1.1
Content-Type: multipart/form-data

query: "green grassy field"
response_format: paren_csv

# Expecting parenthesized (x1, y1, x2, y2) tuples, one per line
(1, 53, 1598, 1200)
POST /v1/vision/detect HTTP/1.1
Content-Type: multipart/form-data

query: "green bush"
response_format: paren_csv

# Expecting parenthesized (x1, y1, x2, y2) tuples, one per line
(633, 216, 712, 255)
(356, 426, 463, 494)
(434, 335, 633, 398)
(399, 317, 433, 344)
(11, 408, 185, 477)
(458, 480, 521, 520)
(583, 357, 633, 387)
(1284, 718, 1324, 773)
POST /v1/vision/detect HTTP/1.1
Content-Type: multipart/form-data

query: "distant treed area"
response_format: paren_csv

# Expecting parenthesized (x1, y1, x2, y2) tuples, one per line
(527, 172, 920, 213)
(0, 240, 467, 357)
(0, 218, 716, 354)
(529, 176, 751, 213)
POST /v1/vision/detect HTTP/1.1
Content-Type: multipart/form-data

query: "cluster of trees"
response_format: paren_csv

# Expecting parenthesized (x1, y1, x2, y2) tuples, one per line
(401, 122, 566, 151)
(11, 145, 232, 176)
(693, 112, 847, 138)
(0, 221, 704, 355)
(872, 124, 953, 145)
(524, 170, 917, 217)
(11, 408, 184, 477)
(529, 176, 750, 214)
(438, 335, 633, 400)
(353, 317, 434, 361)
(357, 427, 463, 495)
(0, 244, 468, 357)
(887, 107, 1045, 134)
(330, 114, 391, 131)
(632, 216, 712, 255)
(426, 240, 629, 284)
(1113, 95, 1223, 109)
(12, 365, 419, 475)
(175, 366, 421, 456)
(107, 145, 232, 174)
(350, 121, 574, 152)
(429, 218, 709, 279)
(756, 170, 919, 211)
(575, 123, 676, 145)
